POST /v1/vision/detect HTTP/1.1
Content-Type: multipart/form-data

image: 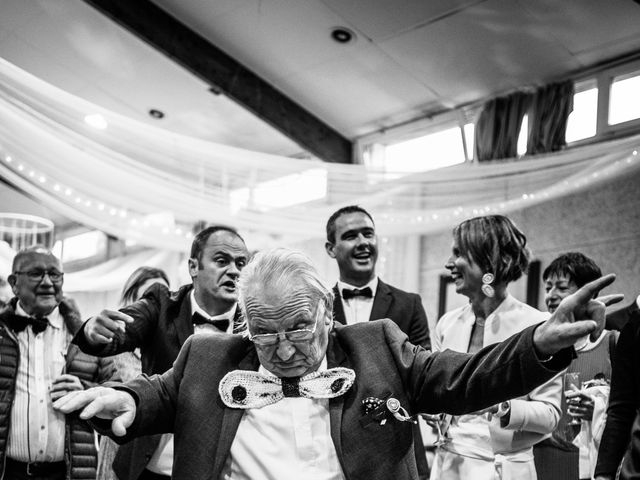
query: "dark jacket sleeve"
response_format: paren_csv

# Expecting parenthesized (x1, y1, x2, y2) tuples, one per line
(381, 320, 571, 415)
(89, 335, 192, 442)
(595, 318, 640, 476)
(73, 284, 166, 356)
(408, 293, 431, 351)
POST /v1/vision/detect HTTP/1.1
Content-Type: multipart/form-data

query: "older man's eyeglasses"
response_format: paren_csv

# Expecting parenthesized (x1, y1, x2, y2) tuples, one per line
(14, 270, 64, 283)
(248, 308, 322, 347)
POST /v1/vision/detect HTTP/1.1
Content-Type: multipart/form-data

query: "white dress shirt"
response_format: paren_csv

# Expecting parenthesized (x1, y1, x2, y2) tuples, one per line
(337, 277, 378, 325)
(146, 292, 237, 475)
(7, 302, 70, 462)
(223, 358, 345, 480)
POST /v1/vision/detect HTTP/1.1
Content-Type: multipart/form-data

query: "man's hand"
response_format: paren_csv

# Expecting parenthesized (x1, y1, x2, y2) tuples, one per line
(50, 374, 83, 401)
(53, 386, 136, 437)
(84, 309, 134, 345)
(533, 274, 622, 357)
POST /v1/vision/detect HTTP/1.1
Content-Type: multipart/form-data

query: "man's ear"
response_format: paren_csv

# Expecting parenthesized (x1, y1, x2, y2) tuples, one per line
(188, 257, 198, 277)
(325, 241, 336, 259)
(7, 274, 17, 294)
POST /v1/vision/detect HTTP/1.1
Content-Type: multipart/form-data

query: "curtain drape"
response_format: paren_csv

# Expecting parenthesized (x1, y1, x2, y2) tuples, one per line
(527, 81, 574, 155)
(474, 91, 531, 161)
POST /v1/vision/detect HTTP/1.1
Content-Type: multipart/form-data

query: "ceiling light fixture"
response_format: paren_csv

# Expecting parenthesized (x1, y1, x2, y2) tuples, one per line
(331, 27, 356, 44)
(149, 109, 165, 119)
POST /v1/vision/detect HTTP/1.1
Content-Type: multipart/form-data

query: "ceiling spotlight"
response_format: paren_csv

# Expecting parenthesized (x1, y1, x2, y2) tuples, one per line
(84, 113, 108, 130)
(331, 27, 356, 44)
(149, 109, 165, 119)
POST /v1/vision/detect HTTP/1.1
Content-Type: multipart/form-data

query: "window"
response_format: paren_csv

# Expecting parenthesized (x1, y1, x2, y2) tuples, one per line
(53, 230, 107, 263)
(383, 126, 466, 174)
(609, 71, 640, 125)
(566, 79, 598, 143)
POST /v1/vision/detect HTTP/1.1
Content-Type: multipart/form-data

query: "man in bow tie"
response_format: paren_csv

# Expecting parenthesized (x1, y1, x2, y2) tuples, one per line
(0, 245, 116, 480)
(72, 226, 249, 480)
(325, 205, 432, 476)
(55, 248, 617, 480)
(325, 205, 431, 350)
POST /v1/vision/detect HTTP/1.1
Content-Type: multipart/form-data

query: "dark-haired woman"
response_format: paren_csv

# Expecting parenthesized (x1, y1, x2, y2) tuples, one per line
(430, 215, 562, 480)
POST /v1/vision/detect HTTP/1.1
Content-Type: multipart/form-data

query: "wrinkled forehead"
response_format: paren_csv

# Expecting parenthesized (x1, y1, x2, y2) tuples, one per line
(244, 294, 314, 324)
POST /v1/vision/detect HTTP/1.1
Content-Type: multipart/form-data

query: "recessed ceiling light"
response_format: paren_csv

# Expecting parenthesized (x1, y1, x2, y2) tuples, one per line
(331, 27, 356, 44)
(149, 109, 165, 119)
(84, 113, 108, 130)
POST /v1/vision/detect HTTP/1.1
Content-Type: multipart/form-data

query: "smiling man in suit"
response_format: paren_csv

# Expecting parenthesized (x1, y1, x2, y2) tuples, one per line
(325, 206, 431, 348)
(325, 206, 432, 476)
(73, 225, 249, 480)
(55, 248, 616, 480)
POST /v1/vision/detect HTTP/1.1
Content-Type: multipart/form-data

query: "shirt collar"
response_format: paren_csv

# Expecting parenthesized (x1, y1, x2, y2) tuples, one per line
(338, 276, 378, 297)
(15, 301, 63, 329)
(190, 289, 237, 321)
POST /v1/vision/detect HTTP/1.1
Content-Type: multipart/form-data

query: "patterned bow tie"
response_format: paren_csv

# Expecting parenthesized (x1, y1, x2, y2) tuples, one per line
(192, 312, 230, 332)
(342, 287, 373, 300)
(219, 367, 356, 409)
(4, 314, 49, 334)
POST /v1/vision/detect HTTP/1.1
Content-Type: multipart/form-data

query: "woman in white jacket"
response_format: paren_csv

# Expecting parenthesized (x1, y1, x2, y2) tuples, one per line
(430, 215, 562, 480)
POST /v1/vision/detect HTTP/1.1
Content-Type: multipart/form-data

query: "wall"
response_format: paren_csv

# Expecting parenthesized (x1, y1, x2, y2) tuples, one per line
(419, 168, 640, 332)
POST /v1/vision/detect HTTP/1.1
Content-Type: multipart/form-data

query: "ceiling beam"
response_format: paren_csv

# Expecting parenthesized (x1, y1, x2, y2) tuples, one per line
(82, 0, 353, 163)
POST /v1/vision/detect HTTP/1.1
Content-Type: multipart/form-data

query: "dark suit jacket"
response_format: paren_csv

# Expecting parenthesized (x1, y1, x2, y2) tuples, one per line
(595, 316, 640, 477)
(98, 320, 570, 480)
(606, 297, 640, 331)
(73, 283, 243, 480)
(332, 279, 431, 350)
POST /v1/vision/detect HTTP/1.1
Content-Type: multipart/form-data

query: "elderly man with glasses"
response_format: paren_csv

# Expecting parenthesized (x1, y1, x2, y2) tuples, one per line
(0, 245, 116, 480)
(54, 248, 617, 480)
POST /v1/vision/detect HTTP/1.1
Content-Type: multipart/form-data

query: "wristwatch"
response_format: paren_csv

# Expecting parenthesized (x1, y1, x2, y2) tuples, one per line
(494, 401, 511, 418)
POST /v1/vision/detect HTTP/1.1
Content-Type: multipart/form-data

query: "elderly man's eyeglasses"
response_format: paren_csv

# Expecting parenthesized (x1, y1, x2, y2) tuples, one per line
(248, 309, 322, 346)
(14, 270, 64, 283)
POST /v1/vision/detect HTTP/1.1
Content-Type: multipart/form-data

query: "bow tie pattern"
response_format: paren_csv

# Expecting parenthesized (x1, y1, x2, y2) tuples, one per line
(342, 287, 373, 300)
(192, 312, 230, 332)
(3, 314, 49, 335)
(219, 367, 356, 409)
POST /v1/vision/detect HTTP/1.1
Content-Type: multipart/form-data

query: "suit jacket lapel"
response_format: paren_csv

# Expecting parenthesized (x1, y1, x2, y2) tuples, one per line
(174, 289, 195, 346)
(232, 306, 245, 334)
(370, 280, 392, 321)
(212, 346, 259, 477)
(332, 285, 347, 325)
(327, 329, 352, 467)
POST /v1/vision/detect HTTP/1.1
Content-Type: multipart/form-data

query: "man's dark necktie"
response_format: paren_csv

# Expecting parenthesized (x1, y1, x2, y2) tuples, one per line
(342, 287, 373, 300)
(192, 312, 230, 332)
(5, 314, 49, 334)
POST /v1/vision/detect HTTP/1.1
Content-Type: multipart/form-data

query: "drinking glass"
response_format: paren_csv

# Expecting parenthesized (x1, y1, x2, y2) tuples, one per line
(564, 372, 582, 426)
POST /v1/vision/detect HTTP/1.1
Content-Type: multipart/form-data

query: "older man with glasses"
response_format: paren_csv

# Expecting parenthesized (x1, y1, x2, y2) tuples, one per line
(0, 245, 116, 480)
(54, 248, 618, 480)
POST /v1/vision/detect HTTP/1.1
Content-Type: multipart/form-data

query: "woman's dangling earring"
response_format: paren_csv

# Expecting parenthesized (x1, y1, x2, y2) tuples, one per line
(481, 273, 495, 298)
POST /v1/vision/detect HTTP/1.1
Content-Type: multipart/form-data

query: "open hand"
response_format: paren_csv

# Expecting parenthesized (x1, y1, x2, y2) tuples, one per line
(533, 274, 622, 357)
(53, 386, 136, 436)
(84, 309, 134, 345)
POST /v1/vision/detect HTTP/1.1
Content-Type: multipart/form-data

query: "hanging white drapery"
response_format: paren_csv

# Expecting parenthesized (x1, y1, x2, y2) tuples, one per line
(0, 57, 639, 251)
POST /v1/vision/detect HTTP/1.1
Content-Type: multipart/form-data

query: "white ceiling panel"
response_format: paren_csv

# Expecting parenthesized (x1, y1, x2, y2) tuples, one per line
(321, 0, 483, 41)
(380, 0, 580, 106)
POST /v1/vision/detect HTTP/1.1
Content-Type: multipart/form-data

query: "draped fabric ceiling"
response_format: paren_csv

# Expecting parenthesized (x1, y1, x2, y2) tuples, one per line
(1, 57, 640, 255)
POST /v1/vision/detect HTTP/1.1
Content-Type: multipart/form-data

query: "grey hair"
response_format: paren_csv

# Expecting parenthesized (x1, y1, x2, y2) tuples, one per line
(238, 248, 334, 320)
